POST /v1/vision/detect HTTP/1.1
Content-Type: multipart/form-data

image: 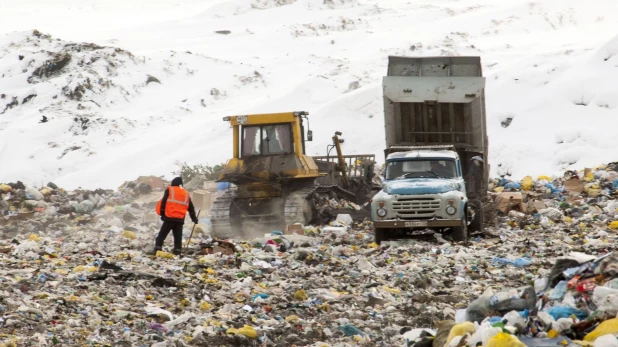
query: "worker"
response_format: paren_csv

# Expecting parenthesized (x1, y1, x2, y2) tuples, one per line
(151, 177, 198, 255)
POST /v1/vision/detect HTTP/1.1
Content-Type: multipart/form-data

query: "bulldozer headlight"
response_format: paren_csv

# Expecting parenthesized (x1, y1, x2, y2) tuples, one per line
(446, 205, 457, 215)
(377, 208, 387, 217)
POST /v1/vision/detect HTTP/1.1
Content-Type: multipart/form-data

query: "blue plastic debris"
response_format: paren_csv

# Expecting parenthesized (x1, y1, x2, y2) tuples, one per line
(492, 257, 532, 267)
(546, 306, 587, 320)
(339, 323, 365, 336)
(504, 182, 521, 190)
(252, 293, 269, 301)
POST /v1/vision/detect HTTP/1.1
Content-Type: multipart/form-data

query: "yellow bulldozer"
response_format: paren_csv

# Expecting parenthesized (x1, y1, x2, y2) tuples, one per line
(211, 111, 379, 237)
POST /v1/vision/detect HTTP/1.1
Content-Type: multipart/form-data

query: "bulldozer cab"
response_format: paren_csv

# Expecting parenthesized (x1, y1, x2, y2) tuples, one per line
(223, 111, 310, 159)
(220, 111, 321, 187)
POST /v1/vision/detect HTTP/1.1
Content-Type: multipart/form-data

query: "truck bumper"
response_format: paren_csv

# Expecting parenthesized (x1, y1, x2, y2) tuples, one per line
(374, 219, 461, 229)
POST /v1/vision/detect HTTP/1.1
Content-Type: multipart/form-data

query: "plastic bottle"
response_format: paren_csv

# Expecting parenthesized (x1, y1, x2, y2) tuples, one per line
(549, 281, 567, 300)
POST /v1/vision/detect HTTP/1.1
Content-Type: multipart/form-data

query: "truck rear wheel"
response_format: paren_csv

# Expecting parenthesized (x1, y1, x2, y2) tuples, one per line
(468, 200, 484, 233)
(374, 228, 387, 245)
(452, 213, 468, 243)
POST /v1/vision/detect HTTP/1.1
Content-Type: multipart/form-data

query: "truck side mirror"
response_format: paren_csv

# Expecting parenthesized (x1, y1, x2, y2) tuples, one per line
(307, 130, 313, 141)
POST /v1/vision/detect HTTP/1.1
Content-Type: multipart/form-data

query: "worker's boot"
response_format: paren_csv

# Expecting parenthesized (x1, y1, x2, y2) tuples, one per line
(172, 248, 182, 256)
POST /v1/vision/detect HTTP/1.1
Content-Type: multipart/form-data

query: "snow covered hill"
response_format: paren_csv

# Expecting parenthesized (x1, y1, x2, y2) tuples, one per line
(1, 0, 618, 189)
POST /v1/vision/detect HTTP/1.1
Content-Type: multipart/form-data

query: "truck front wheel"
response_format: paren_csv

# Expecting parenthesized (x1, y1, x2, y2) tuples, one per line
(452, 213, 468, 243)
(374, 228, 387, 245)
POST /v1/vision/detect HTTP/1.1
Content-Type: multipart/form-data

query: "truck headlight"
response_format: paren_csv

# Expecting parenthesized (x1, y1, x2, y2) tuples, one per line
(377, 208, 387, 217)
(446, 205, 457, 215)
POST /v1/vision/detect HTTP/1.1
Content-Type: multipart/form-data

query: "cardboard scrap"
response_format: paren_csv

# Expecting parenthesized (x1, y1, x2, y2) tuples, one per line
(191, 190, 213, 214)
(564, 179, 584, 195)
(285, 224, 305, 235)
(496, 192, 525, 214)
(200, 240, 236, 255)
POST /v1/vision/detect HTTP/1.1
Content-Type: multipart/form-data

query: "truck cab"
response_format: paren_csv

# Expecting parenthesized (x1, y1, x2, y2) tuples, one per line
(371, 146, 472, 243)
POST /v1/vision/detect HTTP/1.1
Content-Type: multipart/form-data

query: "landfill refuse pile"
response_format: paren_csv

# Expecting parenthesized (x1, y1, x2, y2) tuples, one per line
(0, 165, 618, 346)
(407, 164, 618, 347)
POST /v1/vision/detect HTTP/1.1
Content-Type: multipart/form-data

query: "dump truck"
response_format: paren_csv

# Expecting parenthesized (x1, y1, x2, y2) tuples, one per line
(211, 111, 379, 237)
(371, 56, 489, 243)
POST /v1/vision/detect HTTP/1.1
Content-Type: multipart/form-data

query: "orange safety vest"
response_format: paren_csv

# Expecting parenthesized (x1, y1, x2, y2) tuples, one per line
(156, 186, 190, 218)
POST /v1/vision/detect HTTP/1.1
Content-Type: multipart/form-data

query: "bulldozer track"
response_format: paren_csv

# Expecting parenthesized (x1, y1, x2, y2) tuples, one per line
(210, 190, 237, 237)
(212, 185, 359, 237)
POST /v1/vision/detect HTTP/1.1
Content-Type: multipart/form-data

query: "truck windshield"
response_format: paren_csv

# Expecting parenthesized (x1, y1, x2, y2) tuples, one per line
(385, 159, 457, 179)
(242, 124, 293, 156)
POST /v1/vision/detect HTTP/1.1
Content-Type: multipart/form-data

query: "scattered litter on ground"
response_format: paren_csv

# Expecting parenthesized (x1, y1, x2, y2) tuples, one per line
(1, 165, 618, 345)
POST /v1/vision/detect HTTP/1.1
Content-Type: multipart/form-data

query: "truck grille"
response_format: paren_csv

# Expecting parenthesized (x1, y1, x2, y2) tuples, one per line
(392, 197, 441, 218)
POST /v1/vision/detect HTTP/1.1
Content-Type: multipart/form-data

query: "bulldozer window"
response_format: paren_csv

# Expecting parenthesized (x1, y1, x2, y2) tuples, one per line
(242, 124, 292, 157)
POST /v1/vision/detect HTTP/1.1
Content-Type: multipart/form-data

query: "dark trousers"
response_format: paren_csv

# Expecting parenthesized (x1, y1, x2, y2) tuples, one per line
(155, 221, 183, 251)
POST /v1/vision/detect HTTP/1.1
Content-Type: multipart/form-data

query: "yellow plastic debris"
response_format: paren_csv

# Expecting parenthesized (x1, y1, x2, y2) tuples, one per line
(294, 289, 308, 301)
(494, 186, 505, 193)
(446, 322, 475, 346)
(73, 265, 85, 272)
(0, 184, 12, 192)
(156, 250, 175, 259)
(285, 315, 300, 323)
(121, 230, 136, 240)
(382, 286, 401, 294)
(179, 299, 190, 307)
(87, 267, 98, 272)
(205, 268, 216, 274)
(28, 234, 41, 242)
(226, 325, 257, 339)
(538, 175, 552, 181)
(609, 221, 618, 230)
(200, 302, 211, 310)
(584, 171, 595, 182)
(318, 303, 330, 312)
(40, 188, 52, 196)
(584, 318, 618, 341)
(486, 332, 526, 347)
(548, 329, 559, 338)
(521, 176, 533, 190)
(145, 295, 153, 300)
(367, 242, 379, 249)
(55, 269, 68, 275)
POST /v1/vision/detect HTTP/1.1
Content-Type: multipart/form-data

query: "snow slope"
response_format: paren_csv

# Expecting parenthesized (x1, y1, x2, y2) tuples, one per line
(1, 0, 618, 189)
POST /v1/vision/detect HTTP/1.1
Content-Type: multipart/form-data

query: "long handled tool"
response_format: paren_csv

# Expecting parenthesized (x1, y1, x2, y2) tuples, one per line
(184, 210, 201, 254)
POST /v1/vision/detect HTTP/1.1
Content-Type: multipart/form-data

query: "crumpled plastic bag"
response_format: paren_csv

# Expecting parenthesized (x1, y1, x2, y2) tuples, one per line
(521, 176, 533, 190)
(445, 322, 475, 346)
(584, 318, 618, 342)
(594, 334, 618, 347)
(12, 240, 40, 256)
(592, 286, 618, 315)
(468, 322, 501, 346)
(486, 332, 526, 347)
(227, 325, 258, 339)
(121, 230, 136, 240)
(156, 250, 175, 259)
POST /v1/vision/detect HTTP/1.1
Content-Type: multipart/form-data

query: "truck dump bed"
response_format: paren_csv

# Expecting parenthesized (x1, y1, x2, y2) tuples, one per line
(383, 56, 487, 154)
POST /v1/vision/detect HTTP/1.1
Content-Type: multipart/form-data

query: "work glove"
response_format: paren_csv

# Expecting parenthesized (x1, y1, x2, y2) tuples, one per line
(160, 216, 165, 221)
(192, 217, 199, 224)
